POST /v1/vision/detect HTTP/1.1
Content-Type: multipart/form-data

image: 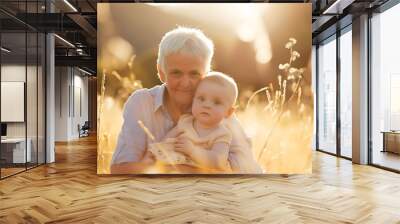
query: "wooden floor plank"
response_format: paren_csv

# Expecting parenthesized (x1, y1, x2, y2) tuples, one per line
(0, 135, 399, 223)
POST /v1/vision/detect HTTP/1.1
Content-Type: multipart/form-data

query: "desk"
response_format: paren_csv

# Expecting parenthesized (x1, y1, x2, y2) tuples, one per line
(1, 138, 31, 163)
(381, 131, 400, 154)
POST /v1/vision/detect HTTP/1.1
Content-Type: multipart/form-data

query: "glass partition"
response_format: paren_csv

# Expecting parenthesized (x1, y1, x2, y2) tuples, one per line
(0, 1, 46, 179)
(317, 35, 337, 154)
(371, 3, 400, 171)
(339, 27, 352, 158)
(27, 31, 38, 169)
(1, 30, 28, 177)
(38, 32, 45, 165)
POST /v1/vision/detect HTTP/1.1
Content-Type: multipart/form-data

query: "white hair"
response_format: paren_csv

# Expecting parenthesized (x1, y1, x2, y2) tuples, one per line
(157, 27, 214, 74)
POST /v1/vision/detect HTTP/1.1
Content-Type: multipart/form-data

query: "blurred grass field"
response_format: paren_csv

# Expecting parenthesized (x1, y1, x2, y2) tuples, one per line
(97, 38, 313, 174)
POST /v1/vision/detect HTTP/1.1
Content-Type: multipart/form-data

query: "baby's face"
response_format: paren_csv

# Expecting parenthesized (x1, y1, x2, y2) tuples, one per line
(192, 81, 234, 128)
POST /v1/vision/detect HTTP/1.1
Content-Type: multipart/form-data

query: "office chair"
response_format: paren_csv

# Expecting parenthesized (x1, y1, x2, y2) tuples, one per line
(79, 121, 90, 138)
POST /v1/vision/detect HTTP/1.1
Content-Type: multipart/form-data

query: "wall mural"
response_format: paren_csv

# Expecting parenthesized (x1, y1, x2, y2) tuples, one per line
(97, 3, 313, 174)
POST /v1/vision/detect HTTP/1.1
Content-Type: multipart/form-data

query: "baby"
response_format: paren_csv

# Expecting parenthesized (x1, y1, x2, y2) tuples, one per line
(149, 71, 238, 172)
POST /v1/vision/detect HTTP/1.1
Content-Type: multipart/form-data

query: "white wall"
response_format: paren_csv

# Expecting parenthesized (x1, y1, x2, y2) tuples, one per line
(55, 66, 70, 141)
(54, 67, 89, 141)
(1, 65, 36, 138)
(72, 73, 89, 138)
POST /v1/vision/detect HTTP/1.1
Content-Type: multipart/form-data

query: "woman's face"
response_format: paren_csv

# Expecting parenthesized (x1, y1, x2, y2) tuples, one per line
(158, 53, 207, 107)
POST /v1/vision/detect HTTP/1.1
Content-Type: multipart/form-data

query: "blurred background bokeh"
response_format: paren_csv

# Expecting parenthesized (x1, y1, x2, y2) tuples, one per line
(98, 3, 312, 174)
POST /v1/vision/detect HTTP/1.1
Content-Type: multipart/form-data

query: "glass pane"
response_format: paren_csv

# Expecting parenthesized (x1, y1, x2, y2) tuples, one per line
(371, 4, 400, 171)
(38, 33, 45, 165)
(27, 31, 38, 169)
(340, 29, 352, 158)
(26, 0, 38, 169)
(312, 45, 317, 151)
(317, 37, 337, 154)
(1, 30, 27, 177)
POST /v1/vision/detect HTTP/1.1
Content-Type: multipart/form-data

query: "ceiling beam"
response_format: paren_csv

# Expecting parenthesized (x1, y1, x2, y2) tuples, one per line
(55, 55, 96, 69)
(67, 13, 97, 39)
(322, 0, 356, 14)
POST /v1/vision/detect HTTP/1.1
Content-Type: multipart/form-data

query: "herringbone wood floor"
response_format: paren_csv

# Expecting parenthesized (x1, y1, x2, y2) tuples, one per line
(1, 135, 400, 224)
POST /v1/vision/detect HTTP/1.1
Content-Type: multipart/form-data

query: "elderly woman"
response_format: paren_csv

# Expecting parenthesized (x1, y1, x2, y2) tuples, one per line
(110, 27, 261, 174)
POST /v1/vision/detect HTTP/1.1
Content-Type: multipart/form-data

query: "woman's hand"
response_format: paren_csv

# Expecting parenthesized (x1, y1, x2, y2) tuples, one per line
(174, 135, 195, 157)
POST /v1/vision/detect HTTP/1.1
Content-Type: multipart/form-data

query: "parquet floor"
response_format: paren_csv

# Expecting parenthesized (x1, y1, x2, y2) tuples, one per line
(1, 135, 400, 223)
(1, 167, 26, 178)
